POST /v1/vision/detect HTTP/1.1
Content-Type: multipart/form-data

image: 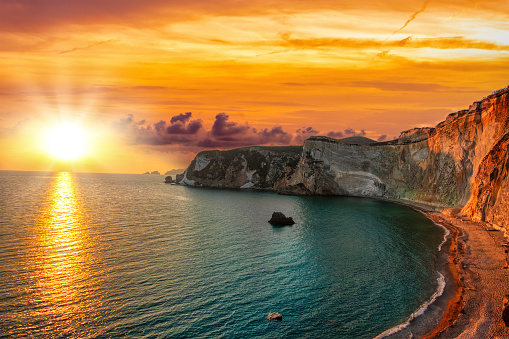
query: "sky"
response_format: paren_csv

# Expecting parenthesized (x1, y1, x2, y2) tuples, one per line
(1, 0, 508, 174)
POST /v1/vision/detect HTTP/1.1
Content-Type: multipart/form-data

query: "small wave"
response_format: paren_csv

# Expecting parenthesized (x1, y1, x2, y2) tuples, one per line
(435, 222, 450, 252)
(373, 272, 446, 339)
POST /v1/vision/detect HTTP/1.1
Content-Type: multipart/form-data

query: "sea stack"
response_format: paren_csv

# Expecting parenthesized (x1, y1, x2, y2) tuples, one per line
(268, 212, 295, 226)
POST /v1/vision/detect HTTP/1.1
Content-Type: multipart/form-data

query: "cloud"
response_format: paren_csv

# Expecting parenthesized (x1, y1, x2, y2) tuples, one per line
(210, 113, 251, 137)
(408, 37, 509, 51)
(327, 128, 366, 139)
(114, 112, 204, 145)
(377, 134, 387, 141)
(200, 113, 293, 148)
(398, 36, 412, 47)
(170, 112, 192, 124)
(344, 128, 355, 136)
(294, 126, 320, 143)
(131, 85, 168, 90)
(392, 0, 429, 35)
(327, 131, 344, 138)
(115, 112, 293, 148)
(258, 126, 293, 145)
(57, 39, 114, 54)
(349, 81, 451, 92)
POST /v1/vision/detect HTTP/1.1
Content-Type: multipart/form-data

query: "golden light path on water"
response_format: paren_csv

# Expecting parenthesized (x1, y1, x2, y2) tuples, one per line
(18, 172, 104, 337)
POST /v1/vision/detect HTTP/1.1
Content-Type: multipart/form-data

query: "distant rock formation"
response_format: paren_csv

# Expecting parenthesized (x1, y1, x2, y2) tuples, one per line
(165, 176, 174, 183)
(151, 171, 160, 175)
(268, 212, 295, 226)
(181, 85, 509, 230)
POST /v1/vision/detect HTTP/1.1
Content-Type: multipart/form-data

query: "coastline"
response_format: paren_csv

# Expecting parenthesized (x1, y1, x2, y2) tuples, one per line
(386, 199, 509, 338)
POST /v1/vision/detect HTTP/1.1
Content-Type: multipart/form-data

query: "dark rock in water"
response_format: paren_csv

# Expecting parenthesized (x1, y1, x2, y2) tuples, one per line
(269, 212, 295, 226)
(175, 173, 184, 184)
(267, 312, 283, 321)
(503, 294, 509, 326)
(165, 176, 174, 183)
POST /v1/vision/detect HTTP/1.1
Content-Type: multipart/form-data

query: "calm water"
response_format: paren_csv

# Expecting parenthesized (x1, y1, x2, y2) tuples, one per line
(0, 171, 445, 338)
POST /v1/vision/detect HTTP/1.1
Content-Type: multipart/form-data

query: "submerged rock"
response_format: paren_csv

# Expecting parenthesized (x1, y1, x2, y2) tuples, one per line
(267, 312, 283, 321)
(268, 212, 295, 226)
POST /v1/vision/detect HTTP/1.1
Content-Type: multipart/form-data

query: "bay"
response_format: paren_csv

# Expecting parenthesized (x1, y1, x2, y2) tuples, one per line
(0, 171, 444, 338)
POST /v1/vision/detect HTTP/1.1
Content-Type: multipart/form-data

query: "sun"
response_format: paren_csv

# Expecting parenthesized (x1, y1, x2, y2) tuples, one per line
(43, 123, 89, 160)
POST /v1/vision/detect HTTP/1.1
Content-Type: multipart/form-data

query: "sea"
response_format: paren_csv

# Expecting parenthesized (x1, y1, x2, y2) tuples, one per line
(0, 171, 449, 338)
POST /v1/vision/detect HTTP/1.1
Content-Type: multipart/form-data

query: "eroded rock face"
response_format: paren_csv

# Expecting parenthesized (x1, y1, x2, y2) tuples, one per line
(279, 87, 509, 213)
(181, 86, 509, 228)
(181, 146, 302, 189)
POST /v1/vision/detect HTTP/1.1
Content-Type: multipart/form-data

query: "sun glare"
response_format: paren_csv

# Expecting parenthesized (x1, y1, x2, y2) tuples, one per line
(44, 123, 89, 160)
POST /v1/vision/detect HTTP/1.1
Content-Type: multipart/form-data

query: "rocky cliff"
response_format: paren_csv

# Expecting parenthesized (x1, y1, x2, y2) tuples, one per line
(181, 146, 302, 189)
(181, 86, 509, 227)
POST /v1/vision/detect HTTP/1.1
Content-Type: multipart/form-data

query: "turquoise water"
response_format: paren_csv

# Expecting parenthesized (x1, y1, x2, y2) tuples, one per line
(0, 171, 445, 338)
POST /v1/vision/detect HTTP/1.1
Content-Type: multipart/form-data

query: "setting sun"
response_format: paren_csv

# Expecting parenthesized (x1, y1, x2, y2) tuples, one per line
(44, 123, 89, 160)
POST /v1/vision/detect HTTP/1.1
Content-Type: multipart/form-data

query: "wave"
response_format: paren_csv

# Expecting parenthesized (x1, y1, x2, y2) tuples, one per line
(435, 222, 450, 251)
(373, 272, 446, 338)
(373, 217, 449, 339)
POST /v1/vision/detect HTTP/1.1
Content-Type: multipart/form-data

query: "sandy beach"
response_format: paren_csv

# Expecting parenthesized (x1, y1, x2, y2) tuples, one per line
(422, 211, 509, 338)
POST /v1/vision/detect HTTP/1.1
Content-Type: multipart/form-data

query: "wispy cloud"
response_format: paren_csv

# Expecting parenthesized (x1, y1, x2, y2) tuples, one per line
(392, 0, 429, 35)
(57, 39, 115, 54)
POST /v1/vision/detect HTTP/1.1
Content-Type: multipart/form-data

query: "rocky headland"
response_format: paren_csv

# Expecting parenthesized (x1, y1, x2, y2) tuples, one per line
(181, 145, 302, 189)
(182, 85, 509, 230)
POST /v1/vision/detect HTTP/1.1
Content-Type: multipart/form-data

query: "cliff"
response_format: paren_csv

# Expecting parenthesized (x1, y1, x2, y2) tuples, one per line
(181, 85, 509, 228)
(181, 146, 302, 189)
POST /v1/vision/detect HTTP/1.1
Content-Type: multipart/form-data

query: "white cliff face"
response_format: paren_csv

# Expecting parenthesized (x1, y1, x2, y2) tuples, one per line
(195, 156, 211, 171)
(279, 86, 509, 213)
(180, 170, 196, 186)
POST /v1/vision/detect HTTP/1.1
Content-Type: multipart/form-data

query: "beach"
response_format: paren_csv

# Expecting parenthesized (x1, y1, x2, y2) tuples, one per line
(422, 211, 509, 338)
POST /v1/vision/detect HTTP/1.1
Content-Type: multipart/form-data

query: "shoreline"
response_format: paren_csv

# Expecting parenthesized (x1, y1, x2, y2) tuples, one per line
(387, 199, 509, 338)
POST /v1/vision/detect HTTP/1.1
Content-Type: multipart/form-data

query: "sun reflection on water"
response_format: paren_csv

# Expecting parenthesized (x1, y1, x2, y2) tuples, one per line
(16, 172, 103, 337)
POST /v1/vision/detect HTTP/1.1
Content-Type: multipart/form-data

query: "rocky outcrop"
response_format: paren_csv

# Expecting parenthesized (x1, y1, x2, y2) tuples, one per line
(165, 176, 174, 183)
(182, 86, 509, 228)
(181, 146, 302, 189)
(175, 173, 184, 184)
(268, 212, 295, 226)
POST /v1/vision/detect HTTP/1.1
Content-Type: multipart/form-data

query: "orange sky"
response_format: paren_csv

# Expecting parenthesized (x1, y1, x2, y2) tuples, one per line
(1, 0, 508, 173)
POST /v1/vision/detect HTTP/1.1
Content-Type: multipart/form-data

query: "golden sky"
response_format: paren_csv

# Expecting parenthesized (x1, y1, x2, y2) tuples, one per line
(1, 0, 508, 173)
